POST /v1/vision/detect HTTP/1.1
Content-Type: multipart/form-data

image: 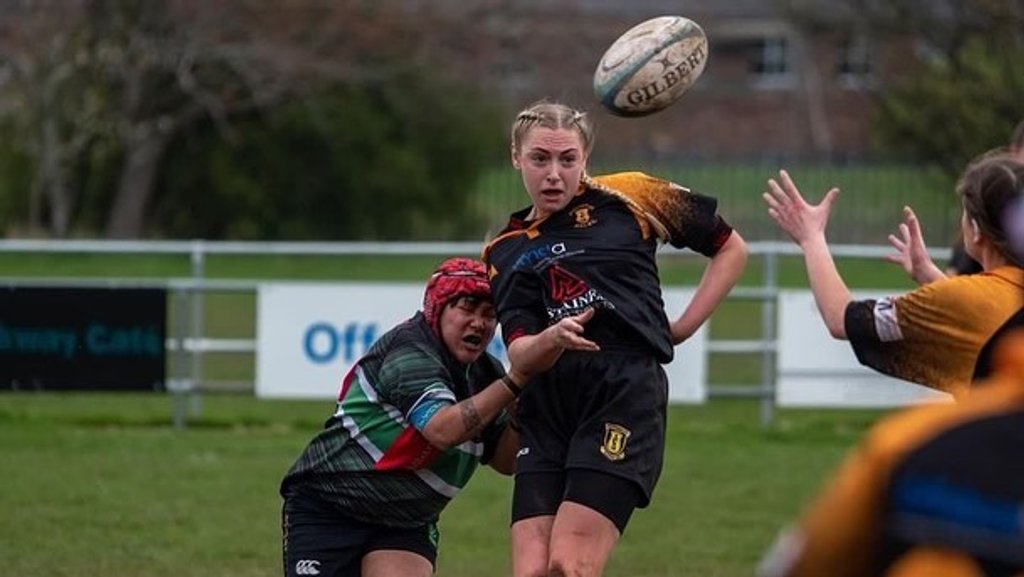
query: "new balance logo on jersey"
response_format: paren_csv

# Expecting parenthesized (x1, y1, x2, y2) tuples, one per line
(295, 559, 321, 575)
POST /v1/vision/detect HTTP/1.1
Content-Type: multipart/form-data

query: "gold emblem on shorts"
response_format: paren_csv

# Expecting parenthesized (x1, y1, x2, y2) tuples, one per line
(600, 423, 631, 461)
(571, 204, 597, 228)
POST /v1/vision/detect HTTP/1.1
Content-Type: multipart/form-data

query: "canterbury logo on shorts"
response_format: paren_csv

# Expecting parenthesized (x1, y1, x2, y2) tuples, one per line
(295, 559, 321, 575)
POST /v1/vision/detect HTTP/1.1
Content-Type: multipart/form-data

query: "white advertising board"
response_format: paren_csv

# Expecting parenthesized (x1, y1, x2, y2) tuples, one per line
(256, 283, 707, 402)
(776, 290, 952, 408)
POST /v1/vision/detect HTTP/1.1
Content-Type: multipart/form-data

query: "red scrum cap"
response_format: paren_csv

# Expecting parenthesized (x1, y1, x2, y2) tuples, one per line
(423, 257, 492, 333)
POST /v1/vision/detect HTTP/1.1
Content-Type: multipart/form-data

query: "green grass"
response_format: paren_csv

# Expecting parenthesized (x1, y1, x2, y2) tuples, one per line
(0, 161, 963, 576)
(473, 163, 961, 245)
(0, 393, 882, 577)
(0, 216, 929, 575)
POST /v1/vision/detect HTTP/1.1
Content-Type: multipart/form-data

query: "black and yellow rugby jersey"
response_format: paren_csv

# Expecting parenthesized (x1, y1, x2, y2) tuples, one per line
(482, 172, 733, 363)
(974, 307, 1024, 381)
(758, 332, 1024, 577)
(845, 266, 1024, 399)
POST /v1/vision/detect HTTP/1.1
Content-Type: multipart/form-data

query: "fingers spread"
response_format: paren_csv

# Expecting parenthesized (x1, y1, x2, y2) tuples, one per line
(822, 187, 840, 207)
(762, 191, 782, 211)
(778, 170, 802, 201)
(887, 233, 906, 251)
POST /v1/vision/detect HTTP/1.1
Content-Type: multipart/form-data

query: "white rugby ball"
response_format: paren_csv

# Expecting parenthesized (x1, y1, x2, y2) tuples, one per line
(593, 16, 708, 117)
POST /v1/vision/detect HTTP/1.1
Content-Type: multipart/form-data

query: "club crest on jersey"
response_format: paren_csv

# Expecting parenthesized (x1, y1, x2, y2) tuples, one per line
(571, 204, 597, 228)
(600, 423, 631, 461)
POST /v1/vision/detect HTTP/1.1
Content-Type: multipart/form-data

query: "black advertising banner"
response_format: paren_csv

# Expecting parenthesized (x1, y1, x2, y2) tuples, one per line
(0, 287, 166, 391)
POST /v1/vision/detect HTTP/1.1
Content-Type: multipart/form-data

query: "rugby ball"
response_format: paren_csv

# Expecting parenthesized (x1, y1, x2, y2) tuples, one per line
(593, 16, 708, 117)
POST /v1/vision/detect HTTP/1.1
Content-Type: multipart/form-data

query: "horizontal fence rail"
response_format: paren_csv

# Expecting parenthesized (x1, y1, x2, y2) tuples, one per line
(0, 239, 953, 428)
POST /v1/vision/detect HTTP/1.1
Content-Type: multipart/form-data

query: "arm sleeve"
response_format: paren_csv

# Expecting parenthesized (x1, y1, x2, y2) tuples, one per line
(845, 281, 986, 397)
(376, 343, 456, 432)
(666, 187, 734, 256)
(494, 268, 548, 345)
(592, 171, 733, 256)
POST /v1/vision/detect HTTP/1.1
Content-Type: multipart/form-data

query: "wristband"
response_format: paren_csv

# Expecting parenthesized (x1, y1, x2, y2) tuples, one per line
(501, 374, 523, 398)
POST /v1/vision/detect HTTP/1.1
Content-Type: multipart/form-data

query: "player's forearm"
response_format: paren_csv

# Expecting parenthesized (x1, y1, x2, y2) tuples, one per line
(421, 372, 525, 449)
(802, 237, 852, 339)
(508, 332, 564, 375)
(914, 261, 947, 285)
(672, 231, 748, 343)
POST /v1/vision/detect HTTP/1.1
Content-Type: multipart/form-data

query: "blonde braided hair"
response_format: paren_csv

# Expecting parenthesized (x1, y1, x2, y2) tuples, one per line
(510, 101, 596, 156)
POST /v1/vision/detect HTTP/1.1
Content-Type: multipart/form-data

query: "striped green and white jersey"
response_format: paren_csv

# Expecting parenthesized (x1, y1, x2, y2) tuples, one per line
(281, 312, 508, 527)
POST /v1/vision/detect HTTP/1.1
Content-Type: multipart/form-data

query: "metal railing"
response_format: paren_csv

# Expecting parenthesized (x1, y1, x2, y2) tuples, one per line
(0, 239, 952, 428)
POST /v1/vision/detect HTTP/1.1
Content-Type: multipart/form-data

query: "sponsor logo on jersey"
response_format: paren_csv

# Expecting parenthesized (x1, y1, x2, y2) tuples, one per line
(548, 266, 588, 302)
(600, 423, 631, 461)
(571, 204, 597, 228)
(513, 242, 578, 271)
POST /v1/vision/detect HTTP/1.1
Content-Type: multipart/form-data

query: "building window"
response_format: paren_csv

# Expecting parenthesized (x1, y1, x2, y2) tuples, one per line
(837, 35, 873, 88)
(749, 37, 793, 88)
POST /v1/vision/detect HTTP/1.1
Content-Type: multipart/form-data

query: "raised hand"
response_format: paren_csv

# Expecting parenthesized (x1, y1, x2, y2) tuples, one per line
(763, 169, 840, 247)
(884, 205, 945, 285)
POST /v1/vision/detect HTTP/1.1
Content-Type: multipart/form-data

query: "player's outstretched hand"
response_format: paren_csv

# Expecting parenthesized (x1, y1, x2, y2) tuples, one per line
(548, 308, 600, 352)
(507, 308, 600, 377)
(763, 169, 839, 247)
(884, 205, 946, 285)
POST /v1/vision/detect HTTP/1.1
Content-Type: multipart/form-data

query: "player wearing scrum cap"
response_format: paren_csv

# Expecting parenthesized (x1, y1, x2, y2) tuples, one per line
(280, 257, 590, 577)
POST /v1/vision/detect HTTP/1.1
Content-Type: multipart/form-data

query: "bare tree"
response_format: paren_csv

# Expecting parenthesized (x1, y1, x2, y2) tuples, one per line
(0, 2, 100, 237)
(91, 0, 426, 238)
(0, 0, 491, 238)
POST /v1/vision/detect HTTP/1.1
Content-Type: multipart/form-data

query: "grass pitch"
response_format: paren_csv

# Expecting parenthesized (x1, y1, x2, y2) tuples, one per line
(0, 230, 920, 576)
(0, 393, 882, 577)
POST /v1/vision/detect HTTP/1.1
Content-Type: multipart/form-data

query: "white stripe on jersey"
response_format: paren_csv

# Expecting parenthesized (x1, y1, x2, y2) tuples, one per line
(336, 365, 483, 498)
(873, 297, 904, 342)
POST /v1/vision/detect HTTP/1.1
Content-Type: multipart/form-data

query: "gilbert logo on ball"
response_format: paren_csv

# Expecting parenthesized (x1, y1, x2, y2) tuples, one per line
(594, 16, 708, 117)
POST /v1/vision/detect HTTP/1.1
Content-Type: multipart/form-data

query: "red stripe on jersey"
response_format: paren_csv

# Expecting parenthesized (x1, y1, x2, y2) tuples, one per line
(505, 327, 528, 344)
(375, 426, 442, 470)
(336, 365, 358, 401)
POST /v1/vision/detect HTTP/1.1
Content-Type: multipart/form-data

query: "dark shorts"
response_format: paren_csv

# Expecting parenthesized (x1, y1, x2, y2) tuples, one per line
(512, 350, 668, 527)
(282, 489, 438, 577)
(512, 469, 644, 532)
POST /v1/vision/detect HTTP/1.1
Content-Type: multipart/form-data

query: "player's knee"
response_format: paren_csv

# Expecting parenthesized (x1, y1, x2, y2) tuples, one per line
(513, 557, 548, 577)
(548, 558, 570, 577)
(548, 554, 599, 577)
(518, 567, 548, 577)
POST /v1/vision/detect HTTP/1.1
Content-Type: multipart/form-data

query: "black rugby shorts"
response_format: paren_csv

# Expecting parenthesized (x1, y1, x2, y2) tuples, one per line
(512, 350, 668, 522)
(282, 490, 438, 577)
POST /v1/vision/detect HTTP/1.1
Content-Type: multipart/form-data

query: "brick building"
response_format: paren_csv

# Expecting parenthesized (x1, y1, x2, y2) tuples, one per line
(419, 0, 913, 163)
